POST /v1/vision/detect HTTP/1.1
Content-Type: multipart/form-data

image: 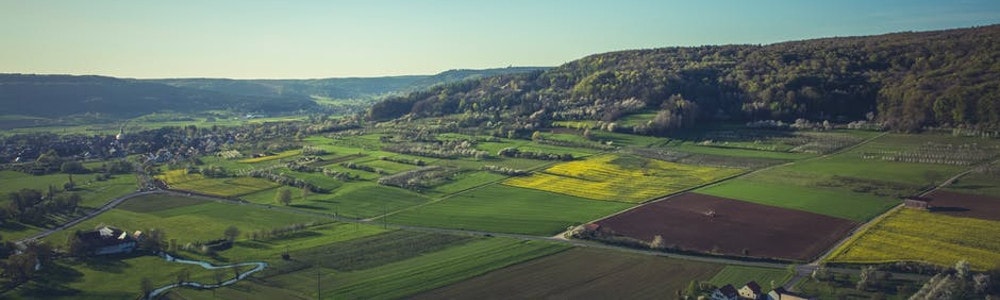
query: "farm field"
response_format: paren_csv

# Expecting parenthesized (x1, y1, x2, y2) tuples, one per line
(238, 149, 302, 163)
(505, 154, 742, 203)
(784, 133, 999, 186)
(922, 190, 1000, 221)
(698, 178, 900, 222)
(707, 266, 792, 289)
(42, 194, 328, 248)
(947, 169, 1000, 198)
(240, 182, 430, 219)
(390, 185, 633, 236)
(411, 247, 724, 300)
(157, 169, 280, 198)
(668, 141, 817, 160)
(0, 170, 137, 208)
(175, 238, 569, 299)
(595, 193, 858, 261)
(0, 170, 137, 240)
(827, 208, 1000, 270)
(10, 255, 218, 300)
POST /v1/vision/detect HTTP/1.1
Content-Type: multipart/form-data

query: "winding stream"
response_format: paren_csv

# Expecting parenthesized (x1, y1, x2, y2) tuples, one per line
(146, 253, 268, 299)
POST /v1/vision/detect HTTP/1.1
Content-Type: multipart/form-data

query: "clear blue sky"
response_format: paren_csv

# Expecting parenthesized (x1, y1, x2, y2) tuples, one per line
(2, 0, 998, 79)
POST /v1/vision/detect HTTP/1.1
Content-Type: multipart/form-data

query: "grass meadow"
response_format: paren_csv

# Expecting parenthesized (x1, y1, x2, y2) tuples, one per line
(43, 194, 328, 248)
(390, 185, 633, 235)
(174, 238, 568, 299)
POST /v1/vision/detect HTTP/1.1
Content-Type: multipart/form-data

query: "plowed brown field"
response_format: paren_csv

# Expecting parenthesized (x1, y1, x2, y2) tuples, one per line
(596, 193, 858, 261)
(926, 190, 1000, 221)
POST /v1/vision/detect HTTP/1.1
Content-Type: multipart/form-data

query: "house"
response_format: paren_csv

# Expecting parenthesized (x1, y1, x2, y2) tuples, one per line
(903, 196, 931, 210)
(767, 287, 815, 300)
(739, 281, 764, 299)
(712, 284, 739, 300)
(76, 226, 138, 255)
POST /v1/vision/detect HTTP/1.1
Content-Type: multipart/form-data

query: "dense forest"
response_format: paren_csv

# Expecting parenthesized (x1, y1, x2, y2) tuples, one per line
(369, 25, 1000, 132)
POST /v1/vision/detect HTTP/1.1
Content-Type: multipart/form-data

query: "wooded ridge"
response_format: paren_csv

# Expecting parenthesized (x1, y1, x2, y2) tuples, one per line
(369, 25, 1000, 132)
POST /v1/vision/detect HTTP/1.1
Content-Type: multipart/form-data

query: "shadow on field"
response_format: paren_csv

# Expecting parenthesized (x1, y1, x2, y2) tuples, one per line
(18, 263, 83, 298)
(930, 206, 970, 213)
(81, 257, 128, 273)
(0, 222, 28, 231)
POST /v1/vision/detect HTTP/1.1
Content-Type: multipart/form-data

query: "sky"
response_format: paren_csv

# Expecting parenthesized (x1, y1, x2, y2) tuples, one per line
(1, 0, 999, 79)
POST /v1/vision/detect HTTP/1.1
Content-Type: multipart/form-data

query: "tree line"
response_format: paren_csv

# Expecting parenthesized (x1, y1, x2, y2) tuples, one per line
(368, 25, 1000, 133)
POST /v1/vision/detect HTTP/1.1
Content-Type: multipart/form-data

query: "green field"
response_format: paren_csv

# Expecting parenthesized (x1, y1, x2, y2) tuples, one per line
(240, 182, 430, 219)
(668, 141, 817, 160)
(698, 180, 898, 222)
(707, 266, 792, 289)
(0, 170, 137, 208)
(43, 194, 328, 248)
(175, 238, 568, 299)
(0, 170, 138, 240)
(948, 171, 1000, 198)
(11, 255, 218, 300)
(412, 247, 724, 299)
(784, 133, 999, 186)
(390, 185, 633, 235)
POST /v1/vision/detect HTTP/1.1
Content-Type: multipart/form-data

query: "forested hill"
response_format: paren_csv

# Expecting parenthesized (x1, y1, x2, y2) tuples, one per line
(369, 25, 1000, 132)
(0, 74, 317, 118)
(148, 67, 550, 100)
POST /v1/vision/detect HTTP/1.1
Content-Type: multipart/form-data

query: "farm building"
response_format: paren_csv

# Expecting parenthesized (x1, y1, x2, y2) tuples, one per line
(75, 226, 138, 255)
(767, 287, 814, 300)
(711, 284, 739, 300)
(903, 197, 932, 210)
(739, 281, 764, 300)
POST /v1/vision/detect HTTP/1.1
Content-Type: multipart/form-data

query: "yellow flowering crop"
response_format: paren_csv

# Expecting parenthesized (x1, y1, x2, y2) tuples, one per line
(827, 209, 1000, 270)
(504, 154, 741, 203)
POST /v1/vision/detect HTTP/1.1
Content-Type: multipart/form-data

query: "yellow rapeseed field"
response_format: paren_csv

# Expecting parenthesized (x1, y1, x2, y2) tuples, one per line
(504, 154, 741, 203)
(827, 209, 1000, 270)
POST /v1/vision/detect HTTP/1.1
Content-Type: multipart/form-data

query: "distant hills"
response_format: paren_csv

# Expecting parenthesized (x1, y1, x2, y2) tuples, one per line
(369, 25, 1000, 132)
(149, 67, 549, 100)
(0, 67, 549, 120)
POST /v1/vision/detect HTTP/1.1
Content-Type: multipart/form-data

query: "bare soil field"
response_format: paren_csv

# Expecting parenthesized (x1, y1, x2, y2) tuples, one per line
(410, 247, 723, 300)
(596, 193, 859, 261)
(926, 190, 1000, 221)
